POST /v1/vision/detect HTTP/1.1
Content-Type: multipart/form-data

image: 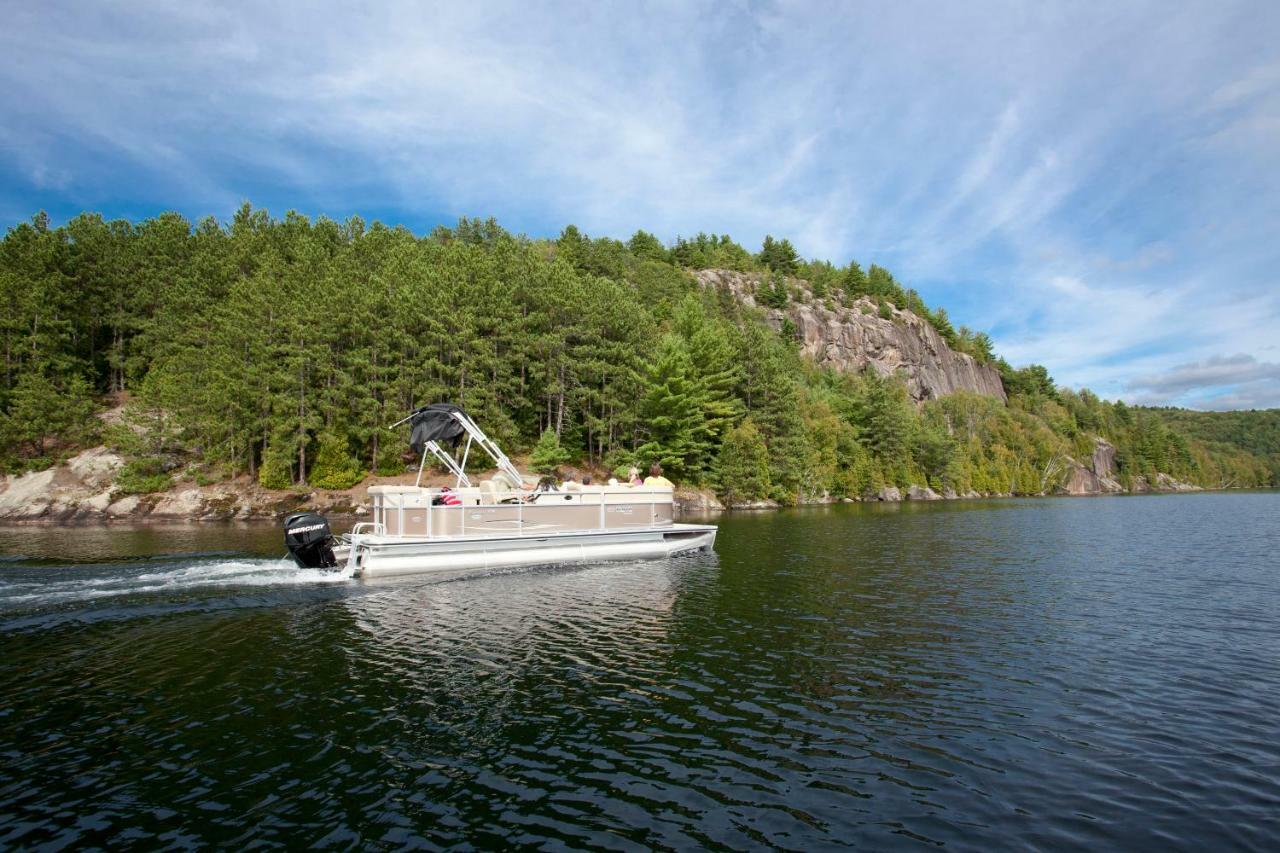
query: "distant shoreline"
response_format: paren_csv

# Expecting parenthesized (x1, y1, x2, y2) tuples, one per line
(2, 483, 1263, 529)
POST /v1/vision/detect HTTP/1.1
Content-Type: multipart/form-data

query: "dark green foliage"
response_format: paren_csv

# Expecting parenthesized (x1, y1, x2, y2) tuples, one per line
(114, 458, 171, 495)
(0, 370, 96, 461)
(843, 261, 869, 299)
(626, 230, 669, 262)
(309, 431, 364, 490)
(779, 317, 799, 342)
(717, 419, 770, 503)
(671, 233, 754, 270)
(912, 403, 961, 489)
(867, 264, 906, 306)
(758, 235, 799, 274)
(926, 306, 957, 346)
(259, 439, 294, 490)
(1146, 407, 1280, 461)
(635, 336, 711, 481)
(953, 327, 995, 364)
(1, 204, 1271, 501)
(999, 360, 1060, 402)
(852, 371, 916, 484)
(798, 260, 840, 300)
(759, 274, 790, 308)
(530, 427, 570, 475)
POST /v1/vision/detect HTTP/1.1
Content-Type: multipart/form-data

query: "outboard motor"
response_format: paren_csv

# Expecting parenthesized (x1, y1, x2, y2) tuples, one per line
(284, 512, 338, 569)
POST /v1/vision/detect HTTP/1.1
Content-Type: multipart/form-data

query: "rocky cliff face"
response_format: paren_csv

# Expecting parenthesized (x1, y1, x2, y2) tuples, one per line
(1056, 437, 1200, 496)
(695, 270, 1007, 404)
(1060, 438, 1125, 495)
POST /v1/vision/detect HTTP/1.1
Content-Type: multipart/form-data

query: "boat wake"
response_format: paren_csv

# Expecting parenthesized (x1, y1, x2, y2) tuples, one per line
(0, 557, 356, 628)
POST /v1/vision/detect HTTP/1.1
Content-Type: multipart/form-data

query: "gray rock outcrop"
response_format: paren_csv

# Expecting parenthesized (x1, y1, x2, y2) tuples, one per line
(1092, 439, 1117, 480)
(907, 484, 942, 500)
(1057, 438, 1124, 495)
(1154, 473, 1201, 493)
(695, 269, 1007, 403)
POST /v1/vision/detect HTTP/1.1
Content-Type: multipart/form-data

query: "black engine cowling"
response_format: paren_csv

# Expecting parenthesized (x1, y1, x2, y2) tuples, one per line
(284, 512, 338, 569)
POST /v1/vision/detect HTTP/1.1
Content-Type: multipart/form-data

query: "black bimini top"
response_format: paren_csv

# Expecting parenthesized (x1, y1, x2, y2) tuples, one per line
(409, 403, 469, 454)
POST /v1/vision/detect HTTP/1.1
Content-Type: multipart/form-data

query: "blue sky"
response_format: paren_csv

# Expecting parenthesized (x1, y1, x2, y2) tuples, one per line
(3, 1, 1279, 409)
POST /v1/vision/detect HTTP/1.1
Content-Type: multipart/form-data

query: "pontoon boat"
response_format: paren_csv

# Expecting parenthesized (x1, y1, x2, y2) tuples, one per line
(284, 404, 717, 578)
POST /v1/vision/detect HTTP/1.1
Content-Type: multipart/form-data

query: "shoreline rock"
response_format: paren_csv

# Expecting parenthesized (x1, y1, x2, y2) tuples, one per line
(0, 447, 1223, 525)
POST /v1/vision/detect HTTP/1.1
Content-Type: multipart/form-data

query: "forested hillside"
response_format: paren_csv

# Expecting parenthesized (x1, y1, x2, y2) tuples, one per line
(1144, 407, 1280, 486)
(1, 206, 1275, 505)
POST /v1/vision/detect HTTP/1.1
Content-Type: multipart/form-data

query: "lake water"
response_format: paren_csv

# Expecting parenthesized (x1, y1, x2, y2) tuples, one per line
(1, 493, 1278, 849)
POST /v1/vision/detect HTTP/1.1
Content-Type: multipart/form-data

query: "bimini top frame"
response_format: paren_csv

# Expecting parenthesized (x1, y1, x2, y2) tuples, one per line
(391, 404, 526, 491)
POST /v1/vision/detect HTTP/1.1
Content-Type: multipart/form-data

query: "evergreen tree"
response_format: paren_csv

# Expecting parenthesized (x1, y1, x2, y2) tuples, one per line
(843, 261, 869, 298)
(635, 335, 710, 481)
(0, 370, 95, 459)
(626, 230, 668, 262)
(259, 437, 294, 489)
(717, 419, 770, 503)
(758, 235, 799, 274)
(759, 273, 790, 308)
(530, 427, 570, 475)
(309, 431, 364, 490)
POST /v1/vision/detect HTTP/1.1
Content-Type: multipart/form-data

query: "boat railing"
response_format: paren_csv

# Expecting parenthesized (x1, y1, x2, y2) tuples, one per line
(365, 486, 676, 539)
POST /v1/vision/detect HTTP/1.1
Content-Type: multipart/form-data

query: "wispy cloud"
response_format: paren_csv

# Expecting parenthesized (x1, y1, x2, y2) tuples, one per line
(1126, 355, 1280, 409)
(1, 1, 1278, 409)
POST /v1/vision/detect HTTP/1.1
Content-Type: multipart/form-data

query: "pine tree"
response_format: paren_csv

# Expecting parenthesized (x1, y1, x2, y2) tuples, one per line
(626, 230, 668, 262)
(759, 273, 790, 308)
(530, 427, 570, 475)
(259, 437, 294, 489)
(843, 261, 869, 299)
(635, 335, 710, 481)
(309, 431, 364, 490)
(717, 419, 770, 503)
(0, 370, 95, 459)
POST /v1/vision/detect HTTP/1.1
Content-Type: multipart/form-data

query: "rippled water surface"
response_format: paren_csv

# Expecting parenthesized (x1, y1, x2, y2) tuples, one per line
(2, 493, 1279, 849)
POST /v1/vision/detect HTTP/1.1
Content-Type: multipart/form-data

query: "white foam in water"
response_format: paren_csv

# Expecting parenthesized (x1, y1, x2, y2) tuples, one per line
(1, 558, 355, 608)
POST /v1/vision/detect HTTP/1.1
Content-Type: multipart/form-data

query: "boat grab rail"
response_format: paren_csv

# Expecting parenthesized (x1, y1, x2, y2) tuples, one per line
(368, 487, 676, 539)
(374, 486, 675, 505)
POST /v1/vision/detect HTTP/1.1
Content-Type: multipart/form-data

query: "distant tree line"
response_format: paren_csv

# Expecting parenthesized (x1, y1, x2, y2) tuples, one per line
(0, 206, 1274, 499)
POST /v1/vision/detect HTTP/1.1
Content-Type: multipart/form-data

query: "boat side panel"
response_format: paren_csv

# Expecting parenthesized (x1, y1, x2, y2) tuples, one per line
(356, 525, 713, 578)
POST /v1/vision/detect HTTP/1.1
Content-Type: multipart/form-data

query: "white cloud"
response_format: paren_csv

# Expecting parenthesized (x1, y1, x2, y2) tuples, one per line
(1128, 354, 1280, 396)
(1, 1, 1279, 409)
(1123, 354, 1280, 409)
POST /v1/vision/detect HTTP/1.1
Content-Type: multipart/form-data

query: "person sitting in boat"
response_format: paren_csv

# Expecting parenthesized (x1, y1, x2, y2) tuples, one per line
(627, 466, 643, 486)
(643, 463, 674, 489)
(536, 475, 559, 493)
(562, 470, 582, 492)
